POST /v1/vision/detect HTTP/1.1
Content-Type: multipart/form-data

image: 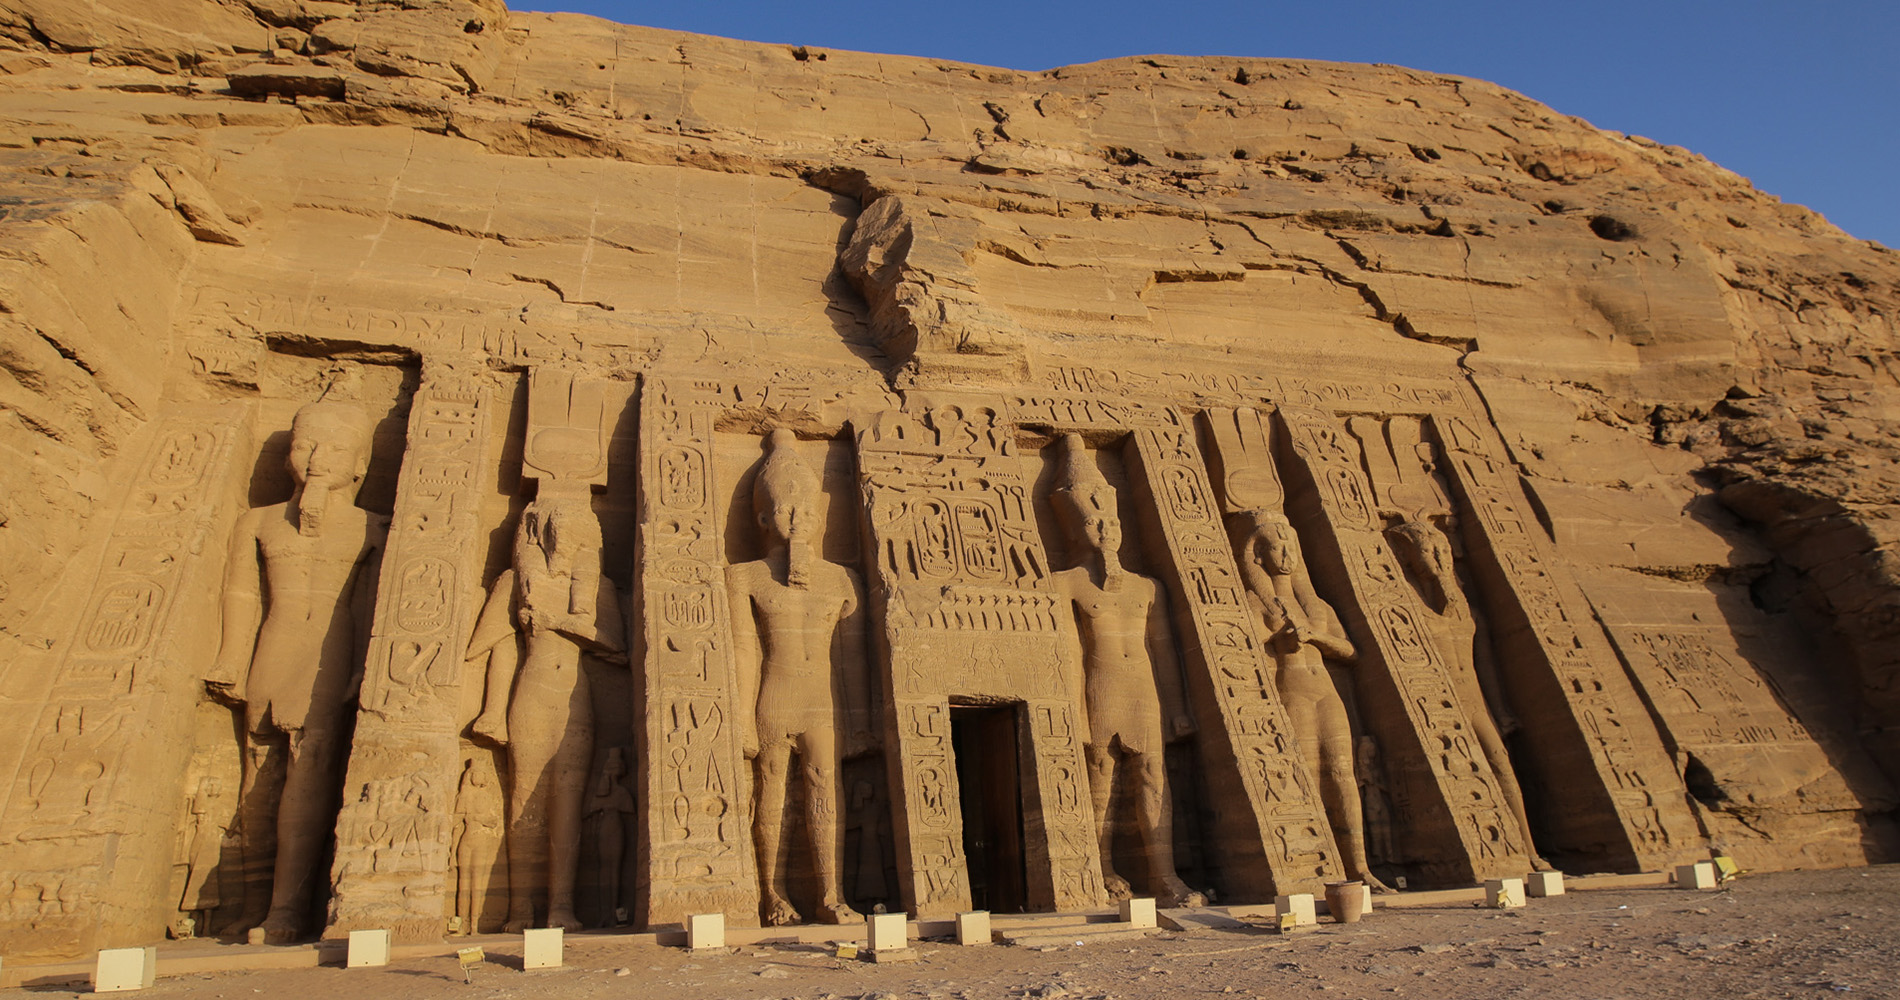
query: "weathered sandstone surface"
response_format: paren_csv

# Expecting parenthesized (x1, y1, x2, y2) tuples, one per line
(0, 0, 1893, 962)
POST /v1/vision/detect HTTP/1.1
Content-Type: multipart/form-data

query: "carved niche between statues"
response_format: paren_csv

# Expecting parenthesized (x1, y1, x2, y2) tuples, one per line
(24, 354, 1881, 961)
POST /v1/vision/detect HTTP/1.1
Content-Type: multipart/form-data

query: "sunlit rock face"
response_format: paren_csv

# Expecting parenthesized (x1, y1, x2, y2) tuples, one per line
(0, 0, 1893, 961)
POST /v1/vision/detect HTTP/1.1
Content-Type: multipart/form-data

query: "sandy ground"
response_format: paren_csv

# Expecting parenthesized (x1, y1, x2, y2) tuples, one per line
(18, 865, 1897, 999)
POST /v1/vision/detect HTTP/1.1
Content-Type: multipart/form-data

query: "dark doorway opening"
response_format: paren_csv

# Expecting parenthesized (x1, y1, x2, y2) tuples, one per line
(951, 704, 1029, 913)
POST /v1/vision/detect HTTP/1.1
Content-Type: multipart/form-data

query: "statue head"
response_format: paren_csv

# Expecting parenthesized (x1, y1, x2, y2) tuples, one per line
(286, 401, 373, 535)
(1234, 508, 1301, 574)
(519, 492, 601, 572)
(752, 429, 822, 585)
(1386, 516, 1453, 584)
(1052, 433, 1122, 560)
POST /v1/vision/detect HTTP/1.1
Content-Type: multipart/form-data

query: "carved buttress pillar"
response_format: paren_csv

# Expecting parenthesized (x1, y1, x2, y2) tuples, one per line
(0, 406, 251, 959)
(1430, 414, 1705, 870)
(1125, 418, 1343, 898)
(1275, 406, 1531, 883)
(329, 368, 493, 939)
(634, 378, 758, 927)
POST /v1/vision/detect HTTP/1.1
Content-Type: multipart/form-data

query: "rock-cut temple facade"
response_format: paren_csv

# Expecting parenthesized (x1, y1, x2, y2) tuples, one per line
(0, 0, 1895, 961)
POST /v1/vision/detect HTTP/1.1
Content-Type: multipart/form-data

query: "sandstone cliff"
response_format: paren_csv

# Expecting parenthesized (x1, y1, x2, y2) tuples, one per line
(0, 0, 1893, 959)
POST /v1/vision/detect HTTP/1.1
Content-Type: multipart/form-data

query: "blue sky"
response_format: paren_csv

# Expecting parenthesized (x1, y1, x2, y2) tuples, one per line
(512, 1, 1898, 249)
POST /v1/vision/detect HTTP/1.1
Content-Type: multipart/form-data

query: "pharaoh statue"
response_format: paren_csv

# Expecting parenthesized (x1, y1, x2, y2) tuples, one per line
(585, 747, 635, 926)
(727, 428, 872, 926)
(1386, 516, 1552, 870)
(462, 492, 626, 932)
(1048, 434, 1206, 908)
(451, 757, 503, 935)
(207, 400, 387, 943)
(1232, 508, 1390, 891)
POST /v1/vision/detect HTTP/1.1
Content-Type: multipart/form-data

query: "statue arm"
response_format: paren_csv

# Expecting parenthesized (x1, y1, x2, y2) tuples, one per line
(208, 510, 265, 702)
(465, 569, 520, 660)
(724, 566, 761, 757)
(1294, 573, 1357, 663)
(1146, 585, 1196, 740)
(575, 572, 628, 662)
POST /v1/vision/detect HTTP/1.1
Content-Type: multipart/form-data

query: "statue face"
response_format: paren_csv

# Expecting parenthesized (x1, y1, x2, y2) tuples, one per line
(760, 495, 813, 547)
(286, 409, 367, 491)
(1079, 511, 1122, 556)
(1254, 517, 1299, 572)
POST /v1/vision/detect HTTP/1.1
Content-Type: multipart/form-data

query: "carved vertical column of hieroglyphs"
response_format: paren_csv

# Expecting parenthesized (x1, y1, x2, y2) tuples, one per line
(329, 365, 492, 939)
(0, 404, 251, 958)
(634, 378, 758, 927)
(1272, 406, 1529, 883)
(855, 400, 1103, 917)
(1430, 412, 1704, 870)
(1121, 411, 1343, 899)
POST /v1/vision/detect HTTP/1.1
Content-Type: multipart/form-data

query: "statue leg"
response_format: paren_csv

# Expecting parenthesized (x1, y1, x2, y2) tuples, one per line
(1312, 693, 1389, 892)
(456, 842, 476, 934)
(258, 726, 346, 943)
(800, 726, 859, 923)
(753, 741, 800, 925)
(221, 729, 283, 936)
(543, 666, 593, 932)
(504, 723, 556, 931)
(1085, 742, 1131, 899)
(1131, 751, 1205, 907)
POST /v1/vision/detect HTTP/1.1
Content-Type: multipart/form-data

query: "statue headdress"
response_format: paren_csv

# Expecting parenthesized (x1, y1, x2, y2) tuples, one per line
(1052, 433, 1115, 532)
(753, 429, 822, 586)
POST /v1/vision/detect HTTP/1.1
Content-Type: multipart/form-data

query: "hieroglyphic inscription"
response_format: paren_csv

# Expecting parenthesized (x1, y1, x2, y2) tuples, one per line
(0, 407, 249, 959)
(1278, 407, 1527, 881)
(1035, 365, 1464, 414)
(855, 397, 1102, 917)
(636, 378, 755, 926)
(1125, 419, 1342, 897)
(1431, 415, 1703, 869)
(329, 373, 491, 939)
(1600, 624, 1859, 816)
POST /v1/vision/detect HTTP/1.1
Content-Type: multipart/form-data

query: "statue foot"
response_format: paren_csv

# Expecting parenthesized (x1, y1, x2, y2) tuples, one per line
(1155, 875, 1207, 909)
(1359, 872, 1395, 894)
(502, 916, 534, 934)
(762, 895, 802, 926)
(1531, 855, 1556, 873)
(256, 913, 301, 945)
(547, 908, 584, 933)
(816, 900, 861, 924)
(1103, 872, 1133, 901)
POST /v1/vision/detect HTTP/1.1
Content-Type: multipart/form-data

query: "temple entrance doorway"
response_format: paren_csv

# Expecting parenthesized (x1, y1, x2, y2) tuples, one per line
(950, 703, 1029, 913)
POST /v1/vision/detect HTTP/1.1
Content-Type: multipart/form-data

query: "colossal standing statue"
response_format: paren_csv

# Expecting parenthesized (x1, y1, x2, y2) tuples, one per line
(1049, 434, 1206, 909)
(208, 401, 387, 943)
(1232, 509, 1390, 891)
(463, 494, 626, 932)
(1386, 517, 1552, 871)
(727, 429, 872, 926)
